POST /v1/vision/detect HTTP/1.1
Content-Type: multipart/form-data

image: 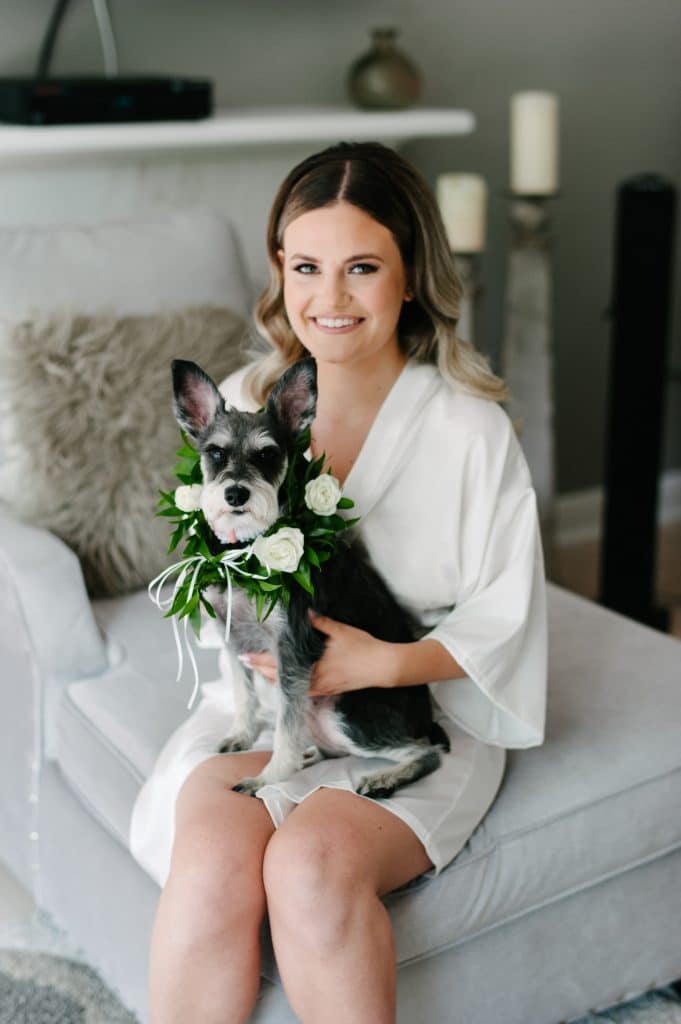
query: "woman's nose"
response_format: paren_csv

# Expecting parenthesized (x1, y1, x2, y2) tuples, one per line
(319, 272, 350, 308)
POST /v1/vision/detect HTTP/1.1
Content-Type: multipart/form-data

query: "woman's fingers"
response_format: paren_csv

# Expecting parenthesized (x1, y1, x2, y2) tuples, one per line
(308, 609, 340, 635)
(238, 652, 278, 683)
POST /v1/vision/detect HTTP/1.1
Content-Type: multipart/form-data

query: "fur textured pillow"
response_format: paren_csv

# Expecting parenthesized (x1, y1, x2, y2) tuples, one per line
(0, 305, 248, 597)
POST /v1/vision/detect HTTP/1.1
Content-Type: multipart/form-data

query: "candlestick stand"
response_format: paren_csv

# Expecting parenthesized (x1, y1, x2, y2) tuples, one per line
(500, 195, 558, 578)
(453, 252, 483, 348)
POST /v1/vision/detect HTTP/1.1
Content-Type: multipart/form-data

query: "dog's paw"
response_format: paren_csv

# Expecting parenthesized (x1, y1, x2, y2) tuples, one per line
(356, 773, 397, 800)
(301, 744, 323, 768)
(232, 776, 263, 797)
(218, 733, 255, 754)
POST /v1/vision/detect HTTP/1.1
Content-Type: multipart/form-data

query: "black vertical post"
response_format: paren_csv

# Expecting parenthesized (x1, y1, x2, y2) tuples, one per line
(599, 174, 676, 630)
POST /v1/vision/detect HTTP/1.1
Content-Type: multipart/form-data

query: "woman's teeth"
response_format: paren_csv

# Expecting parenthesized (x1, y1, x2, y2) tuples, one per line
(315, 317, 362, 328)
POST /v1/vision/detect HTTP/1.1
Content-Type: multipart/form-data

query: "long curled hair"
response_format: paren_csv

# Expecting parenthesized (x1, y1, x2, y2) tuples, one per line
(244, 141, 508, 405)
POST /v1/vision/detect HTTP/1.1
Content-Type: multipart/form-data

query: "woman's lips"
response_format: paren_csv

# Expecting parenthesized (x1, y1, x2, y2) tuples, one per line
(311, 317, 365, 334)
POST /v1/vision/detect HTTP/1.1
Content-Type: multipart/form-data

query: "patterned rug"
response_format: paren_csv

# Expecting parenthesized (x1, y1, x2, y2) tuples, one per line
(573, 990, 681, 1024)
(0, 950, 138, 1023)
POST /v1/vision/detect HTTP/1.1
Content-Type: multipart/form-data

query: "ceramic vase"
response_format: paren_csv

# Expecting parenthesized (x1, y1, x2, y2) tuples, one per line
(347, 28, 422, 110)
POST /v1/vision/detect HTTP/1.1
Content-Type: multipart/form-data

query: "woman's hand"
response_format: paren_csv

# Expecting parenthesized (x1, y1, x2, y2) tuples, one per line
(237, 610, 400, 695)
(306, 610, 400, 695)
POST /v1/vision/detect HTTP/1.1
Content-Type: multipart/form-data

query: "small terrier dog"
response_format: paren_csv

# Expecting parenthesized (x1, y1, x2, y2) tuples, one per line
(172, 357, 450, 798)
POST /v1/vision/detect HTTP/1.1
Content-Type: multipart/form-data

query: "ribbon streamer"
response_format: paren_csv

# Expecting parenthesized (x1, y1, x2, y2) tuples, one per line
(148, 544, 270, 710)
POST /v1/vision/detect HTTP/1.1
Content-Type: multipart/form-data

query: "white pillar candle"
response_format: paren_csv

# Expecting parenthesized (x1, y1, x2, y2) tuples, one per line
(510, 91, 560, 195)
(436, 173, 487, 253)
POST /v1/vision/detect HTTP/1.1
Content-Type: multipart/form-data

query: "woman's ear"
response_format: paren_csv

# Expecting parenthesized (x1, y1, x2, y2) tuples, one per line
(276, 248, 285, 267)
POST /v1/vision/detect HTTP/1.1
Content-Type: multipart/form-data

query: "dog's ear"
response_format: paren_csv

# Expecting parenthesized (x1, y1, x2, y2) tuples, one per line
(172, 360, 225, 439)
(266, 357, 317, 437)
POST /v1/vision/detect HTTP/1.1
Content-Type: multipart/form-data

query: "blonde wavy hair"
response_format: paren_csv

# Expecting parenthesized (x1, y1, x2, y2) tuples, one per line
(244, 141, 509, 406)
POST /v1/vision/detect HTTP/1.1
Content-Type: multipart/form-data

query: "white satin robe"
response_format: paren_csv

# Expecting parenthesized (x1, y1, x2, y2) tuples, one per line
(129, 359, 547, 888)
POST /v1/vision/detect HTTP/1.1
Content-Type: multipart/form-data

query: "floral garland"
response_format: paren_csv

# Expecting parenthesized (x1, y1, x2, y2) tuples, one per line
(152, 429, 358, 643)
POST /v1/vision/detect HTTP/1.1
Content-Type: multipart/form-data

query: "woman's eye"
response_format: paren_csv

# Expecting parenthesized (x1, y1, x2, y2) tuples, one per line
(349, 263, 378, 274)
(293, 263, 317, 274)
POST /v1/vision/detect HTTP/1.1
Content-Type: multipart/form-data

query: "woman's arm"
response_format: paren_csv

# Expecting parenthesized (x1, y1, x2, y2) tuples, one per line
(240, 612, 467, 696)
(306, 612, 466, 696)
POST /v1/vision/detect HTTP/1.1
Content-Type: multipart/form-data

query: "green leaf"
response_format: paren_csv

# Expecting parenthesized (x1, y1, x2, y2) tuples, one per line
(168, 523, 187, 553)
(337, 497, 354, 509)
(293, 566, 314, 595)
(188, 602, 202, 637)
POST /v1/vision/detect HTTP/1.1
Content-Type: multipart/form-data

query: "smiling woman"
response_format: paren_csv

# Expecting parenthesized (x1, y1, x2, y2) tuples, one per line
(135, 140, 547, 1024)
(246, 140, 508, 411)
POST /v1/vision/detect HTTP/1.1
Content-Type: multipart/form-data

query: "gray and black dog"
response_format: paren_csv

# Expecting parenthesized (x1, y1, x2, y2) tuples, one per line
(172, 356, 449, 799)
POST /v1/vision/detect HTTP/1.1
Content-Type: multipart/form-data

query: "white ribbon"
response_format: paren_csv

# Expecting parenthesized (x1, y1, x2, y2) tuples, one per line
(147, 544, 271, 711)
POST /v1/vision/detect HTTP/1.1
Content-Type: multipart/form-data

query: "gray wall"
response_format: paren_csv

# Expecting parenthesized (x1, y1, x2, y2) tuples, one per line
(2, 0, 680, 494)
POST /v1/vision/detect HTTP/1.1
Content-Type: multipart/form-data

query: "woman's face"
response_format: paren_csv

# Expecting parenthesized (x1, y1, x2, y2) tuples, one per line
(277, 201, 412, 371)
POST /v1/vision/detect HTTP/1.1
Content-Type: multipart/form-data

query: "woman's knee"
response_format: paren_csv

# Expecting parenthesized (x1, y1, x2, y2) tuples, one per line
(262, 819, 371, 946)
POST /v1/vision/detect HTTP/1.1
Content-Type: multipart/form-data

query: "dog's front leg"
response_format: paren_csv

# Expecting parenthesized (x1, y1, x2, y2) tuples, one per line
(232, 649, 313, 796)
(217, 646, 263, 753)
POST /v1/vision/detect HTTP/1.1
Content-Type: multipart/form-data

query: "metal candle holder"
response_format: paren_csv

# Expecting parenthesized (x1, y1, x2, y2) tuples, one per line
(452, 251, 483, 349)
(501, 192, 560, 579)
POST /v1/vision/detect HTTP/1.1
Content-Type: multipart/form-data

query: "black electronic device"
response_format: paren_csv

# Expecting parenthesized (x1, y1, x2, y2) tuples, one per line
(0, 75, 213, 126)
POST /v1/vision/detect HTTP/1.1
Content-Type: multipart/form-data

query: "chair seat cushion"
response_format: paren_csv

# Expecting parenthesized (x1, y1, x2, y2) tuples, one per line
(55, 582, 681, 964)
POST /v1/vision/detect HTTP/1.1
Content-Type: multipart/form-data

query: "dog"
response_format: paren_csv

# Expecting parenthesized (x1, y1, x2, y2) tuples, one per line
(171, 356, 450, 799)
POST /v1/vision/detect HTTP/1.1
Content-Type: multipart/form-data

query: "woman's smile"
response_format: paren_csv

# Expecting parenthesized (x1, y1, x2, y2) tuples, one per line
(311, 315, 366, 333)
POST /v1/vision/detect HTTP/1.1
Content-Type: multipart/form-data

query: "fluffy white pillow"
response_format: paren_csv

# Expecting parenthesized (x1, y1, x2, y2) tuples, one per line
(0, 305, 247, 596)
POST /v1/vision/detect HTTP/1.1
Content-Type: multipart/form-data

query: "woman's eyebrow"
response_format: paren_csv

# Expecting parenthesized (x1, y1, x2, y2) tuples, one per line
(289, 252, 385, 263)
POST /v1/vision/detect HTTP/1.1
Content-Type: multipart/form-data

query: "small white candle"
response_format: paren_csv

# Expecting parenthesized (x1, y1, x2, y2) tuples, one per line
(436, 173, 487, 253)
(510, 91, 560, 195)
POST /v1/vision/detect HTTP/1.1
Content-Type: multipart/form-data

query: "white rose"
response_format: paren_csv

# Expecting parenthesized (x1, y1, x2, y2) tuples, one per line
(304, 474, 342, 516)
(252, 526, 305, 573)
(175, 483, 203, 513)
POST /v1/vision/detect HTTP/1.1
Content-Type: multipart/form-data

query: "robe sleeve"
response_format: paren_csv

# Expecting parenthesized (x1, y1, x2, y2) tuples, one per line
(218, 363, 258, 412)
(426, 409, 547, 749)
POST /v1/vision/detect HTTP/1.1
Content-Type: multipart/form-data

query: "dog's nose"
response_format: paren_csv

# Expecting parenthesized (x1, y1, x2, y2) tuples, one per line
(225, 484, 250, 508)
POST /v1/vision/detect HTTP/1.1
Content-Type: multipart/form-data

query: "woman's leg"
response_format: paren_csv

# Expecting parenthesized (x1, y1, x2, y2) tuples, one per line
(148, 751, 276, 1024)
(262, 787, 434, 1024)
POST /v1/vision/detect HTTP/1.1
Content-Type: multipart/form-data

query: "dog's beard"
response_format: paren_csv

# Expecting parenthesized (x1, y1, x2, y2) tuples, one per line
(201, 478, 280, 545)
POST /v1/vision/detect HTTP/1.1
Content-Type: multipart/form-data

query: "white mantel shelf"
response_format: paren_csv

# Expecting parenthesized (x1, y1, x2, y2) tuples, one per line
(0, 105, 474, 164)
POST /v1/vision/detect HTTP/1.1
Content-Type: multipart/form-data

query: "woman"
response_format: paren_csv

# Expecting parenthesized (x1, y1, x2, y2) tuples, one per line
(131, 141, 547, 1024)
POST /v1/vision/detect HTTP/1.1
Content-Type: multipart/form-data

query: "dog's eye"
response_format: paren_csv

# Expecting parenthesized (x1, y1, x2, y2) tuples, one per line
(254, 446, 279, 465)
(206, 446, 226, 464)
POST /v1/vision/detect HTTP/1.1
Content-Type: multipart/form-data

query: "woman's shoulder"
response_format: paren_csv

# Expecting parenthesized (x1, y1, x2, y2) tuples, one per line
(428, 367, 513, 444)
(218, 361, 260, 412)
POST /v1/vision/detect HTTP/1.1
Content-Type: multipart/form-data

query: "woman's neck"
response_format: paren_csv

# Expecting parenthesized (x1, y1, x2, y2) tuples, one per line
(314, 348, 408, 424)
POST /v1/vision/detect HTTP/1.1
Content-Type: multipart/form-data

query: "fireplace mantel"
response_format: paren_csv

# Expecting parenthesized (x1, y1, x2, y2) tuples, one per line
(0, 105, 474, 164)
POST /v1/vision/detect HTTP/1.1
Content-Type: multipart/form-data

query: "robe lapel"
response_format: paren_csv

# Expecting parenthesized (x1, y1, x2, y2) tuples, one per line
(341, 360, 441, 520)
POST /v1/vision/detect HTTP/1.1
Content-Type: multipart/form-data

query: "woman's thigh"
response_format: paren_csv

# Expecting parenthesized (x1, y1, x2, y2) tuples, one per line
(173, 752, 276, 874)
(265, 786, 435, 898)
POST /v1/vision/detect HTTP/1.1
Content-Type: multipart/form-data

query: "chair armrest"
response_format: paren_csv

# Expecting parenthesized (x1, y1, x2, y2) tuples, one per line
(0, 512, 107, 687)
(0, 513, 108, 757)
